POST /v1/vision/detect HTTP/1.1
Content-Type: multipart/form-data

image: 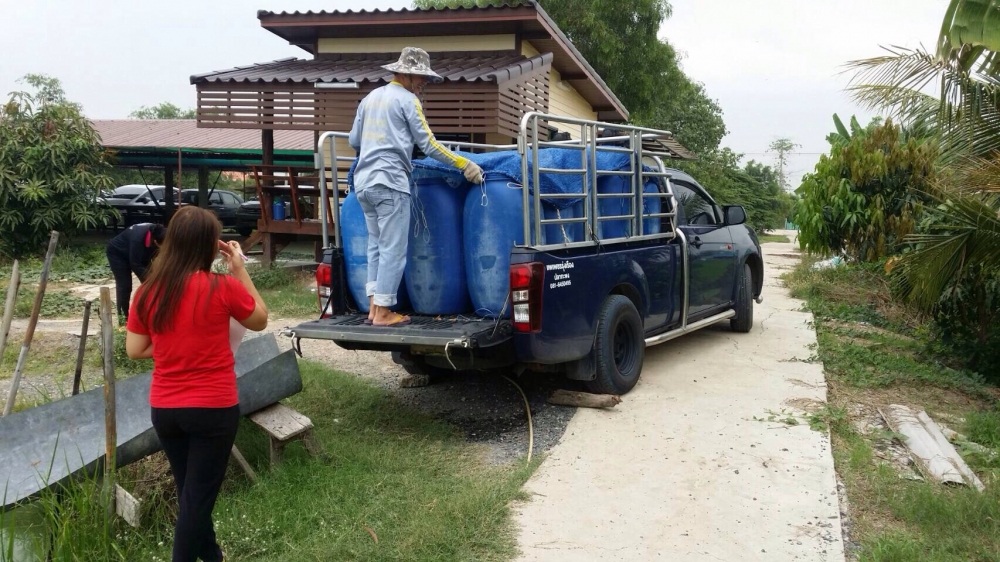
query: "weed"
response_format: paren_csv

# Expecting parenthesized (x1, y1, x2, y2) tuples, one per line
(107, 328, 153, 376)
(246, 265, 296, 290)
(807, 405, 850, 433)
(6, 285, 89, 319)
(250, 267, 318, 318)
(754, 409, 800, 426)
(965, 409, 1000, 449)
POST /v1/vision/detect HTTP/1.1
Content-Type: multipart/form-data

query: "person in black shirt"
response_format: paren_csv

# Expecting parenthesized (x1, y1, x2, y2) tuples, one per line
(106, 222, 166, 321)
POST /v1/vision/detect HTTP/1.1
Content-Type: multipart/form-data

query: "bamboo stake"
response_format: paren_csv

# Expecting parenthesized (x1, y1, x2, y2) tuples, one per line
(0, 259, 21, 364)
(72, 300, 93, 396)
(99, 287, 117, 519)
(3, 232, 59, 416)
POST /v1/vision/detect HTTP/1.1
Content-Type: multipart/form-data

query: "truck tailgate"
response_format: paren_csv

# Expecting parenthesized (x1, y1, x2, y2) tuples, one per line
(289, 314, 512, 348)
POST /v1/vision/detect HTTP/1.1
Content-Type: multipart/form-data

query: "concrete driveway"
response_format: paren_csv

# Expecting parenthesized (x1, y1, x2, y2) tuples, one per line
(514, 233, 845, 561)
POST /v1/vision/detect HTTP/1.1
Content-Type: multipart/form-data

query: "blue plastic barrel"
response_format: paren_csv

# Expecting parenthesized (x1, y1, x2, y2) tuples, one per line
(543, 199, 585, 244)
(596, 175, 662, 238)
(405, 177, 471, 314)
(341, 190, 410, 313)
(464, 179, 527, 317)
(272, 198, 286, 221)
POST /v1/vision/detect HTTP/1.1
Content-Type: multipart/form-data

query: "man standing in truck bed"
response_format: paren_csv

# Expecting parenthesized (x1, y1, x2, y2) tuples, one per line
(349, 46, 483, 327)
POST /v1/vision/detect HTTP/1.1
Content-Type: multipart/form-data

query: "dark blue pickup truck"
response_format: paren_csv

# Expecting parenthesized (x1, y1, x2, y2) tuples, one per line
(286, 114, 763, 394)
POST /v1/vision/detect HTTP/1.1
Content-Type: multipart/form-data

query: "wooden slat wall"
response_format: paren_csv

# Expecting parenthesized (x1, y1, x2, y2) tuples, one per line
(196, 69, 550, 139)
(498, 63, 550, 139)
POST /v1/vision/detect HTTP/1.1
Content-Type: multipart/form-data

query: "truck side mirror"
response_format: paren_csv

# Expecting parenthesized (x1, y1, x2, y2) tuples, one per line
(723, 205, 747, 226)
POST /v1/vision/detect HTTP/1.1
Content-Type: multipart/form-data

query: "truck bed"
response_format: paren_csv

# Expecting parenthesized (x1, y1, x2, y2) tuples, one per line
(290, 313, 513, 350)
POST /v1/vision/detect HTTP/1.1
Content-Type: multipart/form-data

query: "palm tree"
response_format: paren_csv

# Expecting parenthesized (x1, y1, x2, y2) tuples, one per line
(849, 0, 1000, 313)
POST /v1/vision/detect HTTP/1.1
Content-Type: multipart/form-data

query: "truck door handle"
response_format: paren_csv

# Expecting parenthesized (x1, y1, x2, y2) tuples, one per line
(691, 236, 703, 248)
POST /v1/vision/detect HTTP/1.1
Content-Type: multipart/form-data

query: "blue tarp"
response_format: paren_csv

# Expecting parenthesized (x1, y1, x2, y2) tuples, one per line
(347, 149, 643, 210)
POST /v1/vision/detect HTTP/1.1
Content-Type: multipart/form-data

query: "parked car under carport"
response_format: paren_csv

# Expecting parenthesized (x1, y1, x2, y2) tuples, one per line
(180, 189, 244, 228)
(102, 185, 181, 228)
(235, 198, 261, 237)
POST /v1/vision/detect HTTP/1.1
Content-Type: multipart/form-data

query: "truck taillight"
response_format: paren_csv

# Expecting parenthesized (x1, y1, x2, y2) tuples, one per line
(316, 263, 333, 317)
(510, 262, 544, 333)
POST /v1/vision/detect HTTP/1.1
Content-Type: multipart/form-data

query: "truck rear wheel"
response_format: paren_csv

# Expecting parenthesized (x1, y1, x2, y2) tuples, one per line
(730, 264, 754, 333)
(586, 295, 644, 395)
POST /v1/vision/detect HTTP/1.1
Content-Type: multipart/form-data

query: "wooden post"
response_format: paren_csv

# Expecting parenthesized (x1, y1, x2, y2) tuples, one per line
(261, 130, 275, 268)
(99, 287, 117, 518)
(3, 232, 59, 417)
(0, 259, 21, 365)
(198, 166, 210, 207)
(72, 300, 93, 396)
(164, 165, 175, 224)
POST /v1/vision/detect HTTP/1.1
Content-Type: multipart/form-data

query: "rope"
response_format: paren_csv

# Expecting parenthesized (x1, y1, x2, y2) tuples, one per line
(502, 375, 534, 465)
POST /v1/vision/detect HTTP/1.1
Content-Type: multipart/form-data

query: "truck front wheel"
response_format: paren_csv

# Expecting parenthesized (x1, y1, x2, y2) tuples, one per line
(730, 264, 754, 333)
(586, 295, 645, 395)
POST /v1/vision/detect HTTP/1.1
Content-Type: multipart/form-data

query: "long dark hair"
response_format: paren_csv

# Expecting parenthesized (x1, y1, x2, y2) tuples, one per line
(135, 206, 221, 333)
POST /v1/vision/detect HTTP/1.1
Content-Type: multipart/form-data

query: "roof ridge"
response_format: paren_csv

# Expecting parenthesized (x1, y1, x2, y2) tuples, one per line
(257, 2, 535, 19)
(190, 51, 552, 85)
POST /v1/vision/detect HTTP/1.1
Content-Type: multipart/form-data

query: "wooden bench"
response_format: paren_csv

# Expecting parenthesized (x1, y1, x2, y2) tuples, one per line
(248, 402, 322, 466)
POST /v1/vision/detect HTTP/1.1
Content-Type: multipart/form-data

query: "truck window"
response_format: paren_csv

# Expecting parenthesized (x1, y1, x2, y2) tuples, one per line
(673, 182, 717, 226)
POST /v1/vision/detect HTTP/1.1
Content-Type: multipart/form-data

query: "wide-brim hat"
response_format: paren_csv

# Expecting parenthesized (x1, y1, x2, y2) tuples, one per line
(381, 47, 444, 83)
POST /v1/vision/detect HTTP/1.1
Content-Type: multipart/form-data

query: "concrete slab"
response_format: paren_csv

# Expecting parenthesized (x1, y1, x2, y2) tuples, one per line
(514, 232, 845, 561)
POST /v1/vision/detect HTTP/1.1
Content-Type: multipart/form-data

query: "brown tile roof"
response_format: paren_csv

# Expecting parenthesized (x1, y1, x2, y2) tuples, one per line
(90, 120, 314, 151)
(190, 52, 553, 85)
(252, 1, 627, 121)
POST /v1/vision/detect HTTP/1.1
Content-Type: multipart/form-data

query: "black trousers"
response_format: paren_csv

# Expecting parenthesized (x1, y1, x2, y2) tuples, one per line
(152, 405, 240, 562)
(106, 248, 133, 319)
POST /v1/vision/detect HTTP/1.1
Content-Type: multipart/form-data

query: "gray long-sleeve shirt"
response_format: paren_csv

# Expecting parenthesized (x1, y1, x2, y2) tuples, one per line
(348, 81, 469, 194)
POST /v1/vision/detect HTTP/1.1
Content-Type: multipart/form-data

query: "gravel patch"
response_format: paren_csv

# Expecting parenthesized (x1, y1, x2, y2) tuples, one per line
(264, 317, 577, 465)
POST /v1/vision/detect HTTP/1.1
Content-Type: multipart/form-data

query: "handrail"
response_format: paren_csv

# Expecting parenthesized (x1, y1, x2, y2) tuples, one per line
(316, 131, 353, 249)
(517, 112, 681, 249)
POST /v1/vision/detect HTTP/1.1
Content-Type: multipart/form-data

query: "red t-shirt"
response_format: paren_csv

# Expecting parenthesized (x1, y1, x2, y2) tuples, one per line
(127, 271, 256, 408)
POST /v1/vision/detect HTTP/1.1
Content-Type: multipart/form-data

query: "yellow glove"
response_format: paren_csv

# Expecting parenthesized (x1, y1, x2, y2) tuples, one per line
(463, 161, 484, 184)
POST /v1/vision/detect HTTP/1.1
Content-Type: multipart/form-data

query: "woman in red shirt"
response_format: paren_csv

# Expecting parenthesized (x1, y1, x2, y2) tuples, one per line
(126, 206, 267, 562)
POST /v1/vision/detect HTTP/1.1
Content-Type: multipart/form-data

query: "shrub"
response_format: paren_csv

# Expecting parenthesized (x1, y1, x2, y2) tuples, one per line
(0, 74, 116, 259)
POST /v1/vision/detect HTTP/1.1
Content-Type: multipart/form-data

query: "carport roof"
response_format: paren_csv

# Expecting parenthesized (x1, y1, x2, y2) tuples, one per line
(91, 119, 314, 151)
(91, 120, 315, 169)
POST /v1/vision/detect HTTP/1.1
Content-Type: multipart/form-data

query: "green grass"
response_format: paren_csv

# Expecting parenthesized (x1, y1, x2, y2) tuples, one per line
(0, 240, 111, 284)
(758, 233, 790, 243)
(2, 360, 538, 561)
(250, 266, 321, 318)
(786, 259, 1000, 561)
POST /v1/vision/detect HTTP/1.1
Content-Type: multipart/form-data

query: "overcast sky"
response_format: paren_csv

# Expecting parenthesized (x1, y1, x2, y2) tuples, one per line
(2, 0, 947, 186)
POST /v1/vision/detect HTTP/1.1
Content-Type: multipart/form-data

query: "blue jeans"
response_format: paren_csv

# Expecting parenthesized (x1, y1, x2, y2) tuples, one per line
(357, 185, 410, 307)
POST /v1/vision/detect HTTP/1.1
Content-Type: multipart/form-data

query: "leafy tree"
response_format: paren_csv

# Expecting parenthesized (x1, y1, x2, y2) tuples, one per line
(767, 137, 800, 191)
(129, 102, 196, 119)
(412, 0, 726, 153)
(848, 1, 1000, 313)
(0, 74, 116, 258)
(794, 116, 937, 261)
